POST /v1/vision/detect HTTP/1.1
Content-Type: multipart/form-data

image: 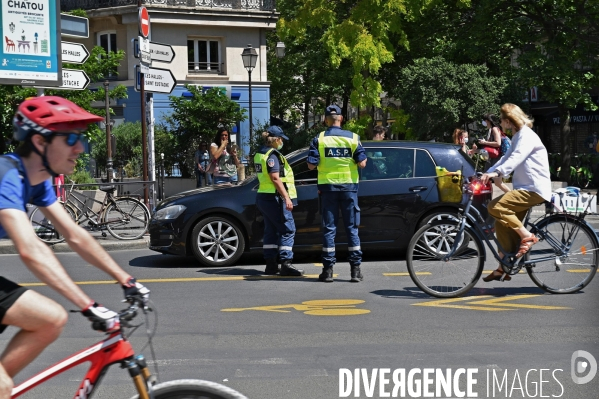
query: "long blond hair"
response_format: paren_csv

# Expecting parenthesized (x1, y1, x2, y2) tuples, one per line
(500, 103, 534, 130)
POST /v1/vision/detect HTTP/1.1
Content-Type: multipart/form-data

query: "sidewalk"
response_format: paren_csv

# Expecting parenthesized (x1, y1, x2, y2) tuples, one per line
(0, 230, 149, 255)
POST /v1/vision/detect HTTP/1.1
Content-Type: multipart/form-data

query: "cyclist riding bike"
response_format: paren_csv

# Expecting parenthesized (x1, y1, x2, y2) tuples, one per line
(0, 96, 149, 398)
(480, 103, 552, 282)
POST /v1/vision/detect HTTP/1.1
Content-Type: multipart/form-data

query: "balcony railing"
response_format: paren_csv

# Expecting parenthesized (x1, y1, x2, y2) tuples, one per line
(188, 62, 224, 74)
(60, 0, 275, 11)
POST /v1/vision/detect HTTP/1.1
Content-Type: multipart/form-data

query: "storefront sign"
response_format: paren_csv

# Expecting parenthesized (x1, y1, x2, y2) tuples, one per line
(0, 0, 62, 86)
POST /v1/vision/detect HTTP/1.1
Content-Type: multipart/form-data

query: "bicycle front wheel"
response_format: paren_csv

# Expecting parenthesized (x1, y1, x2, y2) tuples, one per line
(30, 203, 77, 244)
(104, 198, 149, 240)
(406, 220, 484, 298)
(129, 379, 248, 399)
(527, 216, 598, 293)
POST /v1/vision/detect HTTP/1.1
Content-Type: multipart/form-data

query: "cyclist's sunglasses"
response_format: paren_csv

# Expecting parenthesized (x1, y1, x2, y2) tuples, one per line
(53, 132, 83, 146)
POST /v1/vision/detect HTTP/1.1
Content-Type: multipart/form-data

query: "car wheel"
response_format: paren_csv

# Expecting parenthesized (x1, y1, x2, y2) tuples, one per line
(190, 216, 246, 267)
(418, 210, 460, 229)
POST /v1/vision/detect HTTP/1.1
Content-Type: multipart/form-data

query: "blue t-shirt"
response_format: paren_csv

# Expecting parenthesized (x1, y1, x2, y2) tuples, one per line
(307, 126, 367, 192)
(0, 154, 56, 238)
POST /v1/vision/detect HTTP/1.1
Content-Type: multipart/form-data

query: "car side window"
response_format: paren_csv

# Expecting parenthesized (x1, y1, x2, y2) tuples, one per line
(414, 150, 437, 177)
(291, 159, 317, 184)
(362, 148, 414, 180)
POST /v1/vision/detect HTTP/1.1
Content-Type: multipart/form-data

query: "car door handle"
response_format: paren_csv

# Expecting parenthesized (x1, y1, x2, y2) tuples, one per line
(409, 186, 428, 193)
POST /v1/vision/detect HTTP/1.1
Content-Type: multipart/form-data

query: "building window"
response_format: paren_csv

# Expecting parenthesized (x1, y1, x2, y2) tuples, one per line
(187, 39, 221, 73)
(97, 31, 117, 77)
(97, 31, 117, 53)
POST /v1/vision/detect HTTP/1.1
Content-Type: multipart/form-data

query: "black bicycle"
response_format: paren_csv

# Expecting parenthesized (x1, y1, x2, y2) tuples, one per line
(406, 173, 598, 297)
(30, 177, 150, 244)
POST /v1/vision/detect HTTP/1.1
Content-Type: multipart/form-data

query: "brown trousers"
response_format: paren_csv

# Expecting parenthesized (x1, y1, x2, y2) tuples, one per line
(488, 190, 544, 254)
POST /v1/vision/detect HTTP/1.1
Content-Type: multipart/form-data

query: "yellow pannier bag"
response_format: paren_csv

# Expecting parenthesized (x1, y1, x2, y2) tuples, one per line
(435, 166, 463, 203)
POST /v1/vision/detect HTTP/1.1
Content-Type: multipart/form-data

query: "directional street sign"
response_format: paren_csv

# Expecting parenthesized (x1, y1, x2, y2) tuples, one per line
(135, 65, 177, 94)
(133, 39, 176, 63)
(58, 69, 90, 90)
(61, 42, 90, 64)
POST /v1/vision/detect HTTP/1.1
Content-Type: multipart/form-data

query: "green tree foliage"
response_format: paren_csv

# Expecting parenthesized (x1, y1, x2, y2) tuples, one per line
(164, 85, 246, 177)
(277, 0, 469, 109)
(391, 57, 505, 140)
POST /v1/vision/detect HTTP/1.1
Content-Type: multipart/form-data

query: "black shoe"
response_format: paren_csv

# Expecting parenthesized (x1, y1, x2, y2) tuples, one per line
(318, 268, 334, 283)
(264, 258, 280, 275)
(280, 260, 304, 276)
(350, 266, 363, 282)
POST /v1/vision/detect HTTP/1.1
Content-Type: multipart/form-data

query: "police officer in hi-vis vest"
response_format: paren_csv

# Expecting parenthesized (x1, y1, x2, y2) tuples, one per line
(307, 105, 367, 283)
(254, 126, 304, 276)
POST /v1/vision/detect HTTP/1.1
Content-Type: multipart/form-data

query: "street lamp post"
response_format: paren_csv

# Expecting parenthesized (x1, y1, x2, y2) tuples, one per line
(275, 41, 285, 58)
(104, 81, 113, 183)
(160, 152, 165, 201)
(241, 44, 258, 146)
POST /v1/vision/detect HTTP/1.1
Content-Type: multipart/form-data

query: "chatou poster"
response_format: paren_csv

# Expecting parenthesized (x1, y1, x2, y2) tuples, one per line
(0, 0, 61, 86)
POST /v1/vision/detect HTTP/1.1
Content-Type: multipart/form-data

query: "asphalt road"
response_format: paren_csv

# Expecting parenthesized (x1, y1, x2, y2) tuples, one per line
(1, 247, 598, 399)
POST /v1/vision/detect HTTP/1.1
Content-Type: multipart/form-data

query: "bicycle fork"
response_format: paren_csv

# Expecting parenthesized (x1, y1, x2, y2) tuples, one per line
(125, 355, 155, 399)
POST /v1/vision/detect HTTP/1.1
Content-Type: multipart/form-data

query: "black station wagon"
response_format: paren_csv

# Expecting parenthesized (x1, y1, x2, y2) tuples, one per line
(149, 141, 492, 266)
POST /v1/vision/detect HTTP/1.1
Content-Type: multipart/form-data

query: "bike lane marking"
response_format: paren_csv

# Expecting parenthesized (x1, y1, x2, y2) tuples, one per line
(221, 299, 370, 316)
(413, 294, 571, 312)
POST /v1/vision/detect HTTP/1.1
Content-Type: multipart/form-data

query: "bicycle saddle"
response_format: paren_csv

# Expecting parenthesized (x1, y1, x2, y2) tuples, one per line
(99, 185, 116, 193)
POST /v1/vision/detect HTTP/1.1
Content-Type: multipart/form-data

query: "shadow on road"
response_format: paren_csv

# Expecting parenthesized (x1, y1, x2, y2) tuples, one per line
(372, 285, 552, 300)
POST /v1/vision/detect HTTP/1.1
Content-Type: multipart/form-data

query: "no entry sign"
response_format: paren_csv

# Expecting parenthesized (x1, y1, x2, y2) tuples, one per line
(139, 7, 150, 38)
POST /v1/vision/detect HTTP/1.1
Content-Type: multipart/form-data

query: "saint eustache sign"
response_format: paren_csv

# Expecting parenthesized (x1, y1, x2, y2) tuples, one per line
(134, 65, 176, 94)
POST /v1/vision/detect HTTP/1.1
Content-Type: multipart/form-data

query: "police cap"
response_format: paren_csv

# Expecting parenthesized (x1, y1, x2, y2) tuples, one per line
(266, 125, 289, 140)
(325, 104, 342, 116)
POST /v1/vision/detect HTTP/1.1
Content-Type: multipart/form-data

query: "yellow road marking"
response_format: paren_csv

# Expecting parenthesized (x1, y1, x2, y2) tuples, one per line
(468, 295, 570, 310)
(222, 299, 370, 316)
(18, 274, 339, 287)
(412, 296, 507, 311)
(413, 294, 571, 312)
(567, 269, 592, 273)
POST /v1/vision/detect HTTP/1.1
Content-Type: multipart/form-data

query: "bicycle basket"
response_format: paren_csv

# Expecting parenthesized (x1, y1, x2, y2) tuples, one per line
(435, 167, 463, 203)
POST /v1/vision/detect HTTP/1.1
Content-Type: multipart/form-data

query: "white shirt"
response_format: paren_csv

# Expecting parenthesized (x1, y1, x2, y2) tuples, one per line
(488, 125, 552, 201)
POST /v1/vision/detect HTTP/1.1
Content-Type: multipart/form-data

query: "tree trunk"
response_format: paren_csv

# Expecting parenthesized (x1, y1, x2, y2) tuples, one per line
(557, 104, 572, 183)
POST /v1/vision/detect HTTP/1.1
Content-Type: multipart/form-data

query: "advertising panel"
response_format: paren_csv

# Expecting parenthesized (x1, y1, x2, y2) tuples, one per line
(0, 0, 61, 86)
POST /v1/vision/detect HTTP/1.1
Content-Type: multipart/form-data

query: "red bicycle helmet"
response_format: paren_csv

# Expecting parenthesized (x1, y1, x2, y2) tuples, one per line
(13, 96, 104, 141)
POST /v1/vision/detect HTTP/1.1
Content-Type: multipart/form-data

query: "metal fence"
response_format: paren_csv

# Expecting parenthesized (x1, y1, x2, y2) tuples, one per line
(60, 0, 275, 11)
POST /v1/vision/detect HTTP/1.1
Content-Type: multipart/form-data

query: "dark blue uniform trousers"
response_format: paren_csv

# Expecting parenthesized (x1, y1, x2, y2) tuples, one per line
(256, 195, 295, 261)
(321, 191, 362, 268)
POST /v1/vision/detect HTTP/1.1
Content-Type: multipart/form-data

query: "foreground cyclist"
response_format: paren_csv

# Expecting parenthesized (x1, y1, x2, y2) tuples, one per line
(480, 103, 551, 282)
(0, 96, 149, 398)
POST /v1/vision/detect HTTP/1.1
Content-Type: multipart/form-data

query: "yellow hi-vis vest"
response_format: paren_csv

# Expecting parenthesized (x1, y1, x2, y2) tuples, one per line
(317, 131, 360, 185)
(254, 148, 297, 199)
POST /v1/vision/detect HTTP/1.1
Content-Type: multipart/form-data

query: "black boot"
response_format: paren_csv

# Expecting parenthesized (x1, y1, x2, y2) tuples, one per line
(264, 258, 279, 275)
(280, 260, 304, 276)
(350, 265, 363, 282)
(318, 267, 334, 283)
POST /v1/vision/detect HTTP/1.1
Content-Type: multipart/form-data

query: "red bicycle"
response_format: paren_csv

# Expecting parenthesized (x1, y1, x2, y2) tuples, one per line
(11, 299, 247, 399)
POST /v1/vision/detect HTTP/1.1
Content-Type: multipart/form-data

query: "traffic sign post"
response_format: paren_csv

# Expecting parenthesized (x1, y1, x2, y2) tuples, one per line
(134, 65, 177, 94)
(61, 42, 90, 64)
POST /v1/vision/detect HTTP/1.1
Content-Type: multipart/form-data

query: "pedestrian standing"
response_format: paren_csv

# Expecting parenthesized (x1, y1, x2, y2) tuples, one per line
(307, 104, 367, 283)
(194, 142, 211, 187)
(254, 126, 303, 276)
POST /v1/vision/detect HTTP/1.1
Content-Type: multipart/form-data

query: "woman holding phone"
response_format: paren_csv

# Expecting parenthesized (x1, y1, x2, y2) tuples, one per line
(210, 127, 240, 184)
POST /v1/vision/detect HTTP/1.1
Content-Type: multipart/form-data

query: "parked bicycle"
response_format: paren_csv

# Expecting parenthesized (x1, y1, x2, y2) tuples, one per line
(11, 297, 247, 399)
(30, 177, 150, 244)
(406, 170, 598, 298)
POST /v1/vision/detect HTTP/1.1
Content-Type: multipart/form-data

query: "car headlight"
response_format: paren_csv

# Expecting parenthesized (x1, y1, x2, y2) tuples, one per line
(153, 205, 187, 220)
